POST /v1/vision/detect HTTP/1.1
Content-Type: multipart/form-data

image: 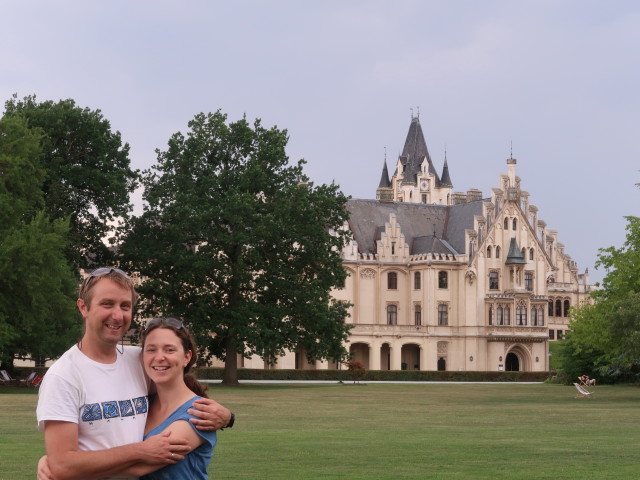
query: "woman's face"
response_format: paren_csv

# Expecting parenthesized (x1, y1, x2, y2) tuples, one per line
(143, 327, 192, 385)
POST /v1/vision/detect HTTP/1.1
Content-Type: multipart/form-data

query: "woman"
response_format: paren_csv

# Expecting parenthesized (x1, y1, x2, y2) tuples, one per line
(138, 317, 217, 479)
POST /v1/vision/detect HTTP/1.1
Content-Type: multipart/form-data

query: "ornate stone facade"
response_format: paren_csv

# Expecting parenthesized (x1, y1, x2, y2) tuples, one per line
(330, 117, 592, 372)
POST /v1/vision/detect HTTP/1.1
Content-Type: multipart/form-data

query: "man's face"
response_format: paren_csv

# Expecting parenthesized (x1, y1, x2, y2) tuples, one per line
(77, 277, 133, 347)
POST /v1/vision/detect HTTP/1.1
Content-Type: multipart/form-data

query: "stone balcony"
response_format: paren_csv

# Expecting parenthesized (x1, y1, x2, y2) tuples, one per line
(486, 325, 548, 343)
(346, 324, 549, 343)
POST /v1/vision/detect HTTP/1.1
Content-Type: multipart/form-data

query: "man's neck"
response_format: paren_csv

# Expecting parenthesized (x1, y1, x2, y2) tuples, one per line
(77, 337, 119, 364)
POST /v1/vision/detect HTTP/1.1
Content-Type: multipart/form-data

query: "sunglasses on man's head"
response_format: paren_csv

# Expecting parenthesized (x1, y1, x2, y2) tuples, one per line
(145, 317, 184, 331)
(80, 267, 130, 290)
(89, 267, 129, 279)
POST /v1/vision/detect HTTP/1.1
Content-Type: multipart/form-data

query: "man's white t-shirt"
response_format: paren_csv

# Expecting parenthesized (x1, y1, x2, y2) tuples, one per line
(37, 344, 149, 480)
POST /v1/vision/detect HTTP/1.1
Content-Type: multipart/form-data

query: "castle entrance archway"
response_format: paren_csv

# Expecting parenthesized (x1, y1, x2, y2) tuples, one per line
(506, 352, 520, 371)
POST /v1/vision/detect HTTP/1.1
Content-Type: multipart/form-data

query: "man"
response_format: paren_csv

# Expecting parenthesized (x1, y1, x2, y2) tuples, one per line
(37, 267, 233, 479)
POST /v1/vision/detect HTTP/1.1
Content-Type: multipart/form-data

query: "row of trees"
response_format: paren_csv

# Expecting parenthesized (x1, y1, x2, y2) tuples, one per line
(0, 95, 352, 384)
(561, 214, 640, 383)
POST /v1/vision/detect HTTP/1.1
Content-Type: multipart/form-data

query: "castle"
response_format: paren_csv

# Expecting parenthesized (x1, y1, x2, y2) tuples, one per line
(328, 115, 592, 372)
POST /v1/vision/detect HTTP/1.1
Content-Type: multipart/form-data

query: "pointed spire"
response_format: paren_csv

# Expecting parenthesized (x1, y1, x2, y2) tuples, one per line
(505, 238, 527, 265)
(400, 115, 439, 185)
(440, 147, 453, 187)
(378, 156, 391, 188)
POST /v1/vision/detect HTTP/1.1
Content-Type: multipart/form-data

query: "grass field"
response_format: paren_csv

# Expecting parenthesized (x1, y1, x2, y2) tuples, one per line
(1, 382, 639, 479)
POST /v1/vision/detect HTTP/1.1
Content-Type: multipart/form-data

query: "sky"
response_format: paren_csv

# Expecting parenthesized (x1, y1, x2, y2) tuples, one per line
(2, 0, 639, 285)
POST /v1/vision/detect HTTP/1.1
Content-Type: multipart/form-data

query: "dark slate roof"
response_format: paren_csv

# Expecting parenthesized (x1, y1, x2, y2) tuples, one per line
(445, 200, 484, 254)
(506, 237, 527, 264)
(346, 198, 485, 256)
(378, 159, 391, 188)
(440, 158, 453, 187)
(395, 117, 441, 187)
(412, 235, 457, 256)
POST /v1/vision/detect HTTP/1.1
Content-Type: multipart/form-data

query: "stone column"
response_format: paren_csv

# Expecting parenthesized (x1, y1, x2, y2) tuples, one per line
(390, 342, 403, 370)
(419, 344, 428, 371)
(370, 341, 381, 371)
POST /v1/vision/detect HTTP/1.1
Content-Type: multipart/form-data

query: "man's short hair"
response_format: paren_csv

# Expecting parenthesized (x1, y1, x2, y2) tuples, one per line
(79, 267, 138, 308)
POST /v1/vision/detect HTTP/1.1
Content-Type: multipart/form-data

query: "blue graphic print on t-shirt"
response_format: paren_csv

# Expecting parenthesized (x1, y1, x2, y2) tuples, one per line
(81, 396, 148, 424)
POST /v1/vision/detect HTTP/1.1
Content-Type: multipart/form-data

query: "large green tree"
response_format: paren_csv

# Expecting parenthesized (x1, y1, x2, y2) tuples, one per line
(3, 95, 139, 269)
(563, 215, 640, 382)
(0, 116, 80, 370)
(123, 111, 352, 384)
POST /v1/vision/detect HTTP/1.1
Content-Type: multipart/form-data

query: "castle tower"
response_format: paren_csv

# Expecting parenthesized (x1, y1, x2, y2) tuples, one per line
(378, 114, 454, 204)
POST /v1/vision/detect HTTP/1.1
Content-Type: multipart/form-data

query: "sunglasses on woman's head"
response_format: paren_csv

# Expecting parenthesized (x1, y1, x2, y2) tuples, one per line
(145, 317, 184, 331)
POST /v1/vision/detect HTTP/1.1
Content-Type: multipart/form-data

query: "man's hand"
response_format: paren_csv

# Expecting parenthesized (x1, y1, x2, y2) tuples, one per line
(37, 455, 54, 480)
(188, 397, 232, 431)
(137, 430, 191, 465)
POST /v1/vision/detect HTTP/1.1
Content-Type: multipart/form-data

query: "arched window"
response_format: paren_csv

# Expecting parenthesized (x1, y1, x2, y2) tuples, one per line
(548, 300, 554, 317)
(531, 306, 538, 326)
(496, 246, 501, 258)
(438, 304, 448, 326)
(538, 307, 544, 326)
(555, 299, 562, 317)
(414, 272, 421, 290)
(529, 249, 534, 261)
(438, 271, 448, 289)
(414, 305, 422, 326)
(504, 306, 511, 325)
(513, 218, 517, 230)
(489, 271, 499, 290)
(387, 305, 397, 325)
(497, 306, 504, 325)
(487, 246, 492, 258)
(504, 218, 509, 229)
(564, 300, 570, 317)
(387, 272, 397, 290)
(488, 305, 494, 325)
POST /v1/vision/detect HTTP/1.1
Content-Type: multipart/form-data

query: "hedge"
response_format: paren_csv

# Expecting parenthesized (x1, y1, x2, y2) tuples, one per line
(193, 367, 549, 383)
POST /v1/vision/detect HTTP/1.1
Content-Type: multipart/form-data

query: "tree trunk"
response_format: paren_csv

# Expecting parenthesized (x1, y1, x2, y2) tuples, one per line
(222, 339, 240, 385)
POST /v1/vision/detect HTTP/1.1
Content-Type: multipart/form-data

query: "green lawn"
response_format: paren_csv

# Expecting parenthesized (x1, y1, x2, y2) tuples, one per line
(2, 382, 639, 479)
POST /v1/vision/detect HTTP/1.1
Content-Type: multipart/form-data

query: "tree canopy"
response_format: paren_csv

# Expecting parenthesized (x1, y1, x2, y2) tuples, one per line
(0, 116, 80, 369)
(123, 111, 352, 384)
(3, 95, 139, 268)
(563, 215, 640, 382)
